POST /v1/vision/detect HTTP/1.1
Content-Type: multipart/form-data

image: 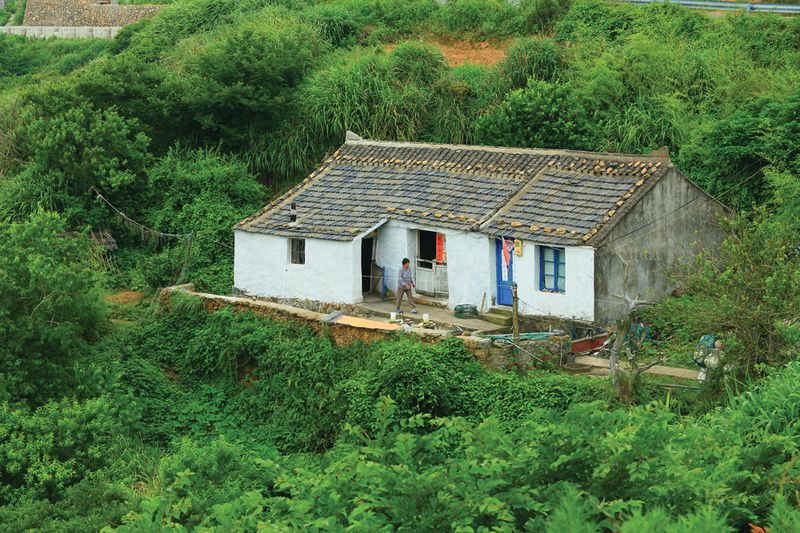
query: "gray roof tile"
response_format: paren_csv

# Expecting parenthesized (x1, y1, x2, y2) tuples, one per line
(237, 138, 672, 245)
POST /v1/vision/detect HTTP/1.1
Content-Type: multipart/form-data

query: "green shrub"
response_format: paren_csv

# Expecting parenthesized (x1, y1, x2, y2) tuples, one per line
(388, 40, 448, 86)
(475, 79, 593, 149)
(303, 2, 364, 46)
(0, 213, 107, 405)
(555, 0, 637, 41)
(0, 397, 123, 505)
(324, 0, 439, 42)
(521, 0, 571, 34)
(438, 0, 527, 41)
(12, 0, 25, 25)
(137, 147, 265, 292)
(121, 0, 267, 60)
(115, 355, 184, 445)
(7, 103, 150, 227)
(0, 476, 133, 533)
(176, 10, 329, 150)
(499, 37, 561, 88)
(484, 371, 606, 429)
(154, 437, 278, 527)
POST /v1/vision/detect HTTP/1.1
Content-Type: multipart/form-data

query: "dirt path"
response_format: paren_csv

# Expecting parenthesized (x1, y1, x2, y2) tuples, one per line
(576, 355, 700, 380)
(385, 39, 509, 67)
(105, 289, 146, 305)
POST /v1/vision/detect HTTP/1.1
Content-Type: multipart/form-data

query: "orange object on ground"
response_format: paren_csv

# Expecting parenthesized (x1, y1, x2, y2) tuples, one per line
(335, 316, 401, 331)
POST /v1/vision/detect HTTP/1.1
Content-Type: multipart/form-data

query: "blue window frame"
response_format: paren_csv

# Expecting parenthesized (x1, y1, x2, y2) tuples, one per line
(539, 246, 565, 293)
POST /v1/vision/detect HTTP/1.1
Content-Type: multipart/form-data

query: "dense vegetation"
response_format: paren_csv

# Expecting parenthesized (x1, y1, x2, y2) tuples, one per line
(1, 0, 799, 530)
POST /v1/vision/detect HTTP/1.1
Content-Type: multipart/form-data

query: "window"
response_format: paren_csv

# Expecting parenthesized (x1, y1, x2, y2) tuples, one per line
(540, 246, 565, 292)
(290, 238, 305, 264)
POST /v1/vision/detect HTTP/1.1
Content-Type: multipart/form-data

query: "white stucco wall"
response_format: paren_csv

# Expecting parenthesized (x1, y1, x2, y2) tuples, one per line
(233, 230, 362, 304)
(511, 242, 595, 321)
(234, 225, 595, 319)
(446, 231, 493, 310)
(374, 220, 494, 310)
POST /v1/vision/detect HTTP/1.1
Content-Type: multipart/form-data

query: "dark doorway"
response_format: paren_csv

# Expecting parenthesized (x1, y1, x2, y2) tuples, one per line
(361, 238, 374, 293)
(418, 230, 436, 269)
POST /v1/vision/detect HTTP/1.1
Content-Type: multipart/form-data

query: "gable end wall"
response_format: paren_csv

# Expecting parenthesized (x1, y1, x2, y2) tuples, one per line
(593, 169, 727, 325)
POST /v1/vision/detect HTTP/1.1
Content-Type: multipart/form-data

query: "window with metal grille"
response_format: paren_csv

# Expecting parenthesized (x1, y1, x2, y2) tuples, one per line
(290, 238, 305, 264)
(540, 246, 565, 293)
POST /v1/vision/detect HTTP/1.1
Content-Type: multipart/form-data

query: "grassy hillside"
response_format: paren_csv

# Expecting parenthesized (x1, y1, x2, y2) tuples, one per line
(0, 0, 799, 530)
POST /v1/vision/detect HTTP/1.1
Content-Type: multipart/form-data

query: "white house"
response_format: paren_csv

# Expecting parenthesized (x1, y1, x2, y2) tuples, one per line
(234, 134, 726, 324)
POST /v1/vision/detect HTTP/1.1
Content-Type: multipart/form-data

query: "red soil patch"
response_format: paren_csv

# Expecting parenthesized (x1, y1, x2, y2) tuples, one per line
(385, 40, 509, 67)
(105, 289, 146, 304)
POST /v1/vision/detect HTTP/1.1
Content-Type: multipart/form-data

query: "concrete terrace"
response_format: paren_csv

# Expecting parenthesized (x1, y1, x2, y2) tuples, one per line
(357, 296, 505, 332)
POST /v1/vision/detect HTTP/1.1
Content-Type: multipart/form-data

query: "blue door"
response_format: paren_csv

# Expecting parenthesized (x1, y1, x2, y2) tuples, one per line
(495, 239, 513, 306)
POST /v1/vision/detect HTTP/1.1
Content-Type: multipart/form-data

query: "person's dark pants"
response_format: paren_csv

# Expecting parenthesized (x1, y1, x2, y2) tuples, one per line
(396, 287, 416, 311)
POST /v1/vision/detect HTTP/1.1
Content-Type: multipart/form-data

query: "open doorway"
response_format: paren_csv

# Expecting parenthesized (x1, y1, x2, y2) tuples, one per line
(416, 230, 448, 297)
(361, 237, 375, 293)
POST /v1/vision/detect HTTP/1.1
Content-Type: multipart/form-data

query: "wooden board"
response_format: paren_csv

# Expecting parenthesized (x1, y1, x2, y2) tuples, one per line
(335, 315, 401, 331)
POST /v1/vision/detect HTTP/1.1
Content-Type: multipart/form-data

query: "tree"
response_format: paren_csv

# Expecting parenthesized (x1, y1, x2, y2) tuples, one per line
(4, 103, 150, 227)
(0, 212, 106, 405)
(180, 14, 329, 149)
(606, 296, 664, 402)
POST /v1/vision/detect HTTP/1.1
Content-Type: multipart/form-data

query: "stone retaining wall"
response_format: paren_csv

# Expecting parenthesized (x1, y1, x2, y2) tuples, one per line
(1, 25, 121, 38)
(164, 286, 570, 372)
(24, 0, 161, 27)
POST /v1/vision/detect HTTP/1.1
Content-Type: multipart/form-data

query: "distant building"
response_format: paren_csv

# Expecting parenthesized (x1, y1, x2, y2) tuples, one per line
(234, 133, 727, 325)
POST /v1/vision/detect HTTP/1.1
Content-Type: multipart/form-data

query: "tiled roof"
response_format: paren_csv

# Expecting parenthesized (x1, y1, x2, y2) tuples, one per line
(237, 136, 673, 246)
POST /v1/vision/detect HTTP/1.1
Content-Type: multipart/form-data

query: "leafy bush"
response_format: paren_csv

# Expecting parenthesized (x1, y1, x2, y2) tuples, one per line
(153, 437, 278, 527)
(135, 147, 265, 292)
(303, 2, 364, 47)
(387, 40, 448, 86)
(0, 476, 132, 533)
(438, 0, 527, 41)
(176, 9, 329, 150)
(475, 79, 593, 149)
(555, 0, 637, 42)
(4, 103, 149, 227)
(0, 213, 107, 405)
(521, 0, 571, 34)
(0, 397, 123, 505)
(0, 34, 110, 78)
(498, 37, 561, 88)
(647, 177, 800, 376)
(263, 362, 800, 529)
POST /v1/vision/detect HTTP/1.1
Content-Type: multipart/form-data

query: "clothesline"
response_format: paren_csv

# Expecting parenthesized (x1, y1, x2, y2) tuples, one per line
(91, 186, 234, 251)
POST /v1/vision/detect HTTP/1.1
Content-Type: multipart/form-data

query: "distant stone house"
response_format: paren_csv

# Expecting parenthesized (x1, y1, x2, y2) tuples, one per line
(234, 133, 726, 325)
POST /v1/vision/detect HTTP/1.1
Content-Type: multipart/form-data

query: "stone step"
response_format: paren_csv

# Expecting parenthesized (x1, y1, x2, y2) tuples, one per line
(481, 312, 512, 327)
(485, 306, 513, 318)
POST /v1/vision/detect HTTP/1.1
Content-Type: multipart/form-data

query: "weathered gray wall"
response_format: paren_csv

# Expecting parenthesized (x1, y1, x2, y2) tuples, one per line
(593, 168, 727, 325)
(23, 0, 160, 27)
